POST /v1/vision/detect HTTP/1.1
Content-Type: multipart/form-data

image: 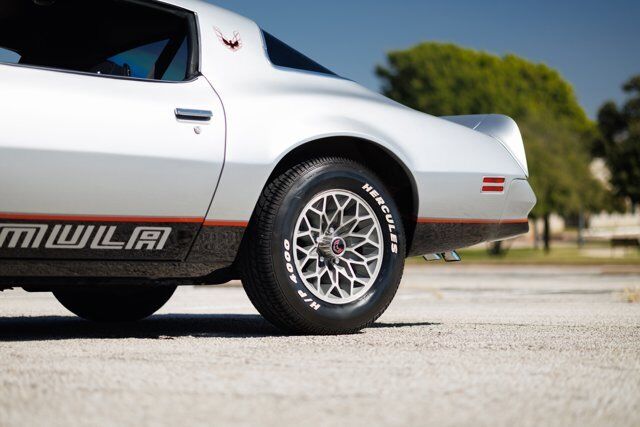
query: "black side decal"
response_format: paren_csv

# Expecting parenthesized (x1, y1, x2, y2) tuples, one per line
(0, 220, 198, 261)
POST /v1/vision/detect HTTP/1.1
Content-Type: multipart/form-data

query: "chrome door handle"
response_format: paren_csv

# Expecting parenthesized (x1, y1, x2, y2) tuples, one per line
(175, 108, 213, 121)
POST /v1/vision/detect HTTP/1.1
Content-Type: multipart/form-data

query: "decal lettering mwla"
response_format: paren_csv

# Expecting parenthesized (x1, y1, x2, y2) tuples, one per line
(0, 224, 171, 251)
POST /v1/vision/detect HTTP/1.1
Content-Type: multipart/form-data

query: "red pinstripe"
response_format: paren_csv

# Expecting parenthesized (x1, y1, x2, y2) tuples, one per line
(203, 220, 249, 228)
(417, 218, 528, 225)
(0, 213, 527, 228)
(0, 212, 203, 223)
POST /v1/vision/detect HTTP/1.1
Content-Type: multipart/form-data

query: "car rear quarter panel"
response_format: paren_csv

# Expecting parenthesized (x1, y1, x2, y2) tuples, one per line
(0, 0, 533, 279)
(193, 5, 527, 227)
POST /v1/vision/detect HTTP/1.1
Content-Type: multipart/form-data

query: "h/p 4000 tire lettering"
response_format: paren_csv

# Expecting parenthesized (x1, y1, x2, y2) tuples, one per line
(241, 157, 405, 335)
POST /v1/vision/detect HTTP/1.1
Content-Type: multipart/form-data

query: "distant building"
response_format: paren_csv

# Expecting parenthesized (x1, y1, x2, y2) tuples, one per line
(588, 159, 640, 240)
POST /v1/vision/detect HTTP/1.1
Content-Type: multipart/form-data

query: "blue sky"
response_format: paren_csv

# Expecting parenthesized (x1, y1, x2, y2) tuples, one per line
(1, 1, 637, 118)
(211, 0, 640, 118)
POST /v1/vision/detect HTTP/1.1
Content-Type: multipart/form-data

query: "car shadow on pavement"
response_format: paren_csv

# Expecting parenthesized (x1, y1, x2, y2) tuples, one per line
(0, 314, 440, 342)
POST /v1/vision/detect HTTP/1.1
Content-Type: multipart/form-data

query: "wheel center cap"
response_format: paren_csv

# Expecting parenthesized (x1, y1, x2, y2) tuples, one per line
(331, 237, 346, 256)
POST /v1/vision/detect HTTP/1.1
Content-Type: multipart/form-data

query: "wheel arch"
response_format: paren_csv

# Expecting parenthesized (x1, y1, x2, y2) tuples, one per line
(263, 136, 419, 255)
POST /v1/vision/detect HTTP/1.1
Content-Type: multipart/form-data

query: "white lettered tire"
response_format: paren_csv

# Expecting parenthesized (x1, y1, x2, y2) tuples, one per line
(241, 157, 405, 335)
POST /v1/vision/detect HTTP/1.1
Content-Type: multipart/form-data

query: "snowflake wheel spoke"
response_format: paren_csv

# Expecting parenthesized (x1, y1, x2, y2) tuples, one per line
(293, 189, 384, 305)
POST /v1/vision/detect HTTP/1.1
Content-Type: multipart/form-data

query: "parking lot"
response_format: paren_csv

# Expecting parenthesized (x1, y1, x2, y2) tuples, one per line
(1, 264, 639, 427)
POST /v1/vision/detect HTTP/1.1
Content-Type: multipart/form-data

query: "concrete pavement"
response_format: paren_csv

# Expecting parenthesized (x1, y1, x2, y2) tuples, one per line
(1, 265, 639, 427)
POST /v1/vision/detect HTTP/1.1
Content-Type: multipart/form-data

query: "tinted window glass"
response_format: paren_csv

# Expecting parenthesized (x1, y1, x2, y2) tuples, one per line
(162, 39, 189, 81)
(262, 31, 337, 77)
(0, 0, 195, 82)
(107, 40, 170, 79)
(0, 47, 20, 63)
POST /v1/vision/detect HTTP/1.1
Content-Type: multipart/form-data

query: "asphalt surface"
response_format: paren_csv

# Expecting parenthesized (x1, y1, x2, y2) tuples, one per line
(1, 264, 639, 427)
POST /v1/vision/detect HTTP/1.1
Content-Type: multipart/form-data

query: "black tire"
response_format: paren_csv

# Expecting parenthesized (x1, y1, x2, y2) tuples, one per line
(53, 286, 177, 322)
(240, 157, 405, 335)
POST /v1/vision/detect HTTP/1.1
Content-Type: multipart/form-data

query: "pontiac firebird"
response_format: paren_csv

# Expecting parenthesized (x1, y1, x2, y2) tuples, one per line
(0, 0, 536, 334)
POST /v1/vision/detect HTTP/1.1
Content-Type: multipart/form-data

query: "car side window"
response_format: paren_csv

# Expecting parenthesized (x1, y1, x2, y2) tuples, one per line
(0, 47, 20, 64)
(0, 0, 197, 82)
(262, 30, 338, 77)
(162, 39, 189, 82)
(100, 40, 170, 80)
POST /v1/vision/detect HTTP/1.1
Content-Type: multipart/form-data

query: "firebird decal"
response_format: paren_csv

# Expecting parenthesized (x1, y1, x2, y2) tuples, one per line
(0, 224, 171, 251)
(214, 27, 242, 51)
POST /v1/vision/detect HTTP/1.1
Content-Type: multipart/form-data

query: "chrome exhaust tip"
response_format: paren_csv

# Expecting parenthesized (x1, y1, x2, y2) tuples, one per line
(423, 251, 461, 263)
(442, 251, 461, 262)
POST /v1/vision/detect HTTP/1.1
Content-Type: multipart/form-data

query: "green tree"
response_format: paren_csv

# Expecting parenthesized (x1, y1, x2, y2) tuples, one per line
(594, 75, 640, 209)
(376, 42, 607, 251)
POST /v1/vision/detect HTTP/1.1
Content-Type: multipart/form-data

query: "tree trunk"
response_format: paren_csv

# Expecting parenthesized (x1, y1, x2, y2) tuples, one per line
(543, 213, 551, 253)
(533, 219, 540, 250)
(577, 209, 585, 248)
(489, 241, 503, 256)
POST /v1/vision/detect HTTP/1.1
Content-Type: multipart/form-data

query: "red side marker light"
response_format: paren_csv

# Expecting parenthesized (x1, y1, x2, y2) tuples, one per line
(482, 177, 505, 193)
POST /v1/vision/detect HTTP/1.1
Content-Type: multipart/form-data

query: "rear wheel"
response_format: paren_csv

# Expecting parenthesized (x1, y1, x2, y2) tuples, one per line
(241, 157, 405, 335)
(53, 286, 176, 322)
